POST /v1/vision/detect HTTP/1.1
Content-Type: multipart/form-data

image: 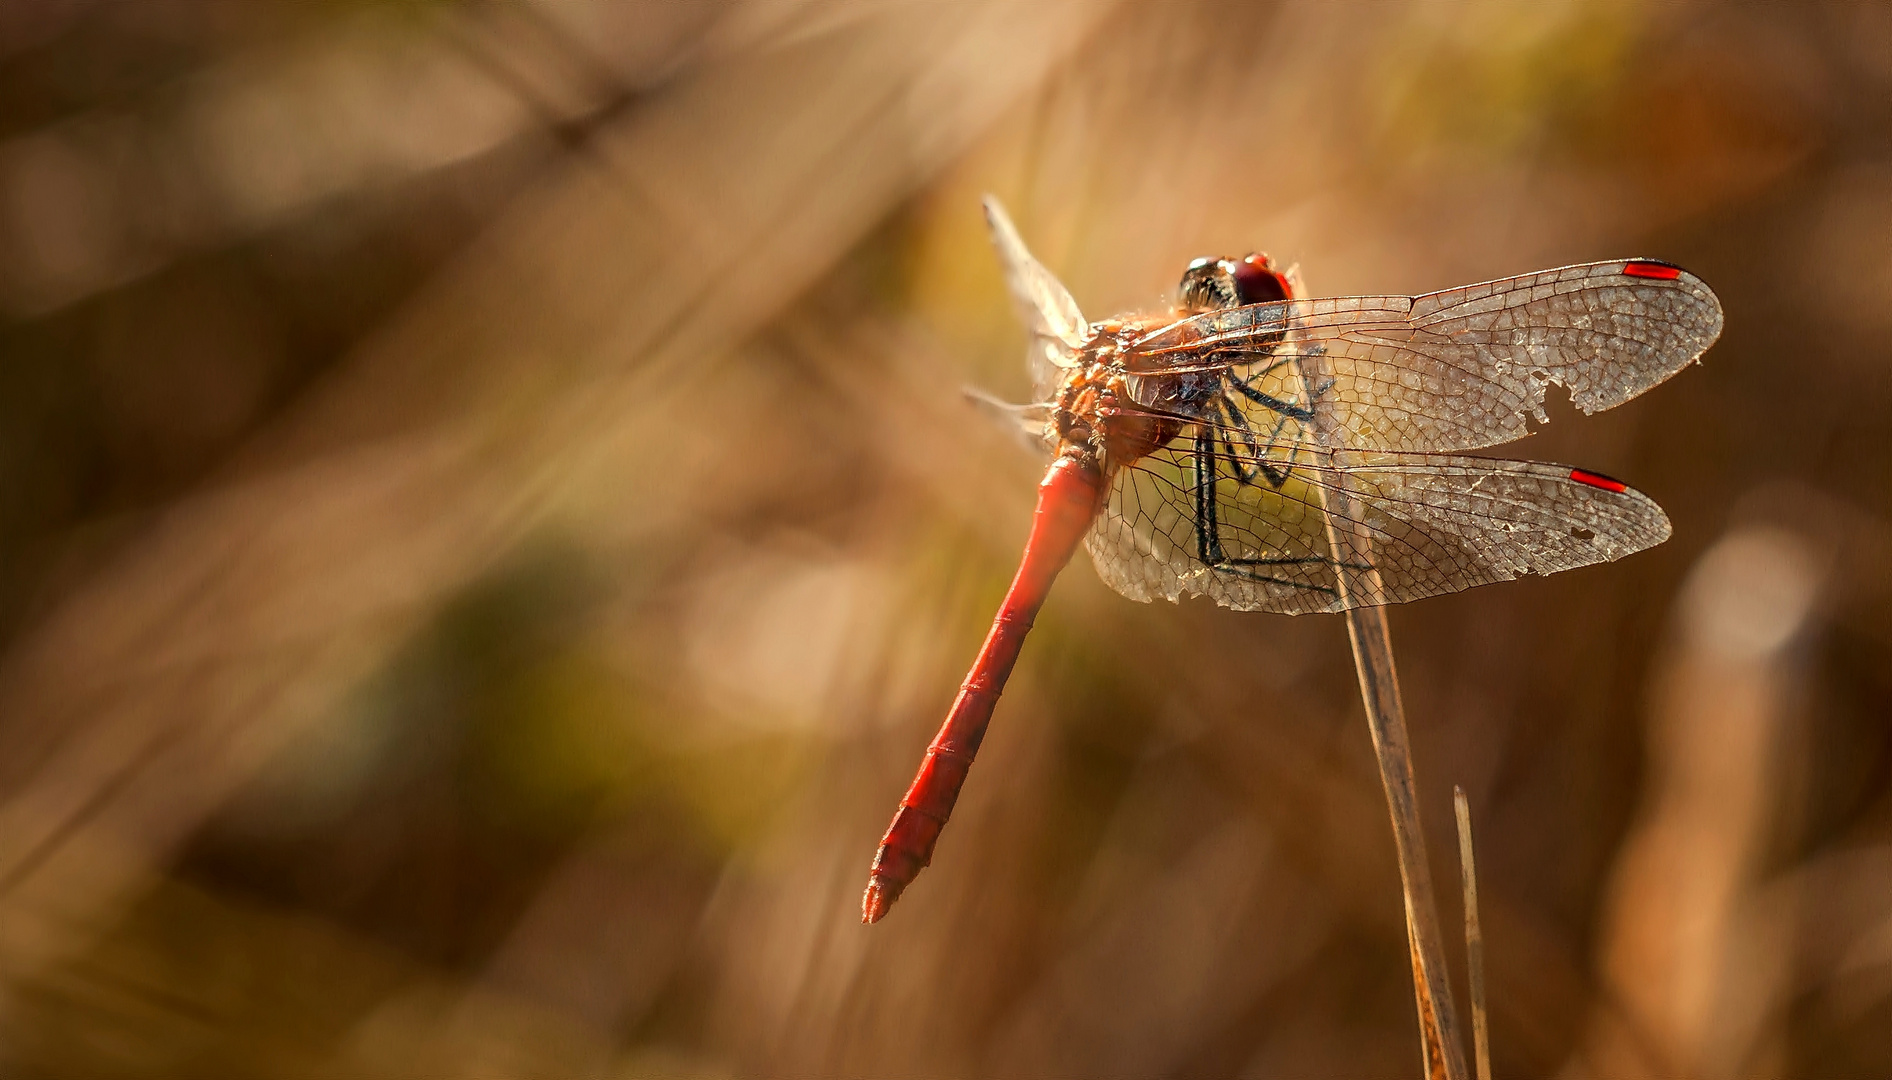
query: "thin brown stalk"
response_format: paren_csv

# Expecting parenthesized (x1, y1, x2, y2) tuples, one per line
(1456, 785, 1491, 1080)
(1344, 605, 1470, 1080)
(1292, 276, 1469, 1080)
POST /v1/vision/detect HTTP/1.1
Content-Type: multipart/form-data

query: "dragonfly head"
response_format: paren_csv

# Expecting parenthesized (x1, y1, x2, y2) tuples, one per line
(1178, 253, 1293, 312)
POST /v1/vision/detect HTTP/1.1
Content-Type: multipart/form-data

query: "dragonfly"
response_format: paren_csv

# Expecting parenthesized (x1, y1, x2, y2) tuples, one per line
(862, 197, 1723, 923)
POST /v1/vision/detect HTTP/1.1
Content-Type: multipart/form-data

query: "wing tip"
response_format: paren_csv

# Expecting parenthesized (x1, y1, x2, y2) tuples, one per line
(1620, 256, 1726, 350)
(1566, 466, 1672, 556)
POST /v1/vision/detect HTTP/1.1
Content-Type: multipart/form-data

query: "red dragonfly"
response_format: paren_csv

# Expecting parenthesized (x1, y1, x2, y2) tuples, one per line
(862, 198, 1723, 923)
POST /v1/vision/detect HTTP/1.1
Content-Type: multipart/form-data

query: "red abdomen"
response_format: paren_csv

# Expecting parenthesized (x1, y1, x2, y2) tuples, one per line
(862, 454, 1105, 923)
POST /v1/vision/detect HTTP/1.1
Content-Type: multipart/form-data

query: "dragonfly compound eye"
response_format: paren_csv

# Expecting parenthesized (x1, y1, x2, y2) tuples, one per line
(1178, 257, 1241, 312)
(1232, 253, 1291, 304)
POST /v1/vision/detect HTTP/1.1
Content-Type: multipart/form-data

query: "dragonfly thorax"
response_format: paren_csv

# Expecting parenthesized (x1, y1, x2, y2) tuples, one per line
(1053, 337, 1183, 473)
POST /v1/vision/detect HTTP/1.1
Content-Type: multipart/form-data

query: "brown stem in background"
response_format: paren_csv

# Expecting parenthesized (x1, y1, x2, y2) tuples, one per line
(1345, 606, 1470, 1080)
(1456, 786, 1491, 1080)
(1287, 257, 1468, 1080)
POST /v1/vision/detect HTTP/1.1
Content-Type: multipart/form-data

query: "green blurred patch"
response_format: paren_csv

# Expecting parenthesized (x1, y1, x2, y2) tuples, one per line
(430, 540, 815, 853)
(181, 535, 814, 968)
(1038, 617, 1162, 892)
(1372, 0, 1644, 164)
(466, 642, 813, 853)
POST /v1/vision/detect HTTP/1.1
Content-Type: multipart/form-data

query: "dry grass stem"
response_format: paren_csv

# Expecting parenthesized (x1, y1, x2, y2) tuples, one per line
(1456, 785, 1491, 1080)
(1295, 266, 1468, 1080)
(1344, 606, 1470, 1080)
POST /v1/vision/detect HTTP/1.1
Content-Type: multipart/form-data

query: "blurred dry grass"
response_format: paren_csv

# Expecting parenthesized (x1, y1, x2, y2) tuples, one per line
(0, 1, 1888, 1076)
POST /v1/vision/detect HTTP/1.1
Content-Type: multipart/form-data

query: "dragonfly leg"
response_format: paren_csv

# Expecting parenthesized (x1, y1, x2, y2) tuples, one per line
(1208, 395, 1265, 487)
(1192, 427, 1226, 566)
(1222, 553, 1371, 572)
(1222, 357, 1339, 490)
(1201, 378, 1300, 490)
(1228, 375, 1315, 423)
(1206, 560, 1342, 597)
(1189, 419, 1351, 598)
(1189, 360, 1366, 596)
(1243, 354, 1298, 381)
(1212, 392, 1302, 489)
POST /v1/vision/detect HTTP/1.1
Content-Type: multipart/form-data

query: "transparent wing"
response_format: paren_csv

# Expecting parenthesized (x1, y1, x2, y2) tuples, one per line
(1085, 440, 1672, 615)
(983, 196, 1087, 400)
(1126, 260, 1723, 454)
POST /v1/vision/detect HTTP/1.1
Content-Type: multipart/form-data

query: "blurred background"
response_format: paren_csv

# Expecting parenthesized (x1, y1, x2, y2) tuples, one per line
(0, 1, 1887, 1076)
